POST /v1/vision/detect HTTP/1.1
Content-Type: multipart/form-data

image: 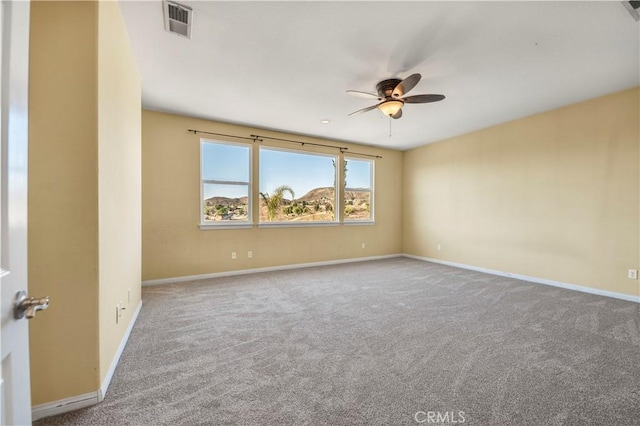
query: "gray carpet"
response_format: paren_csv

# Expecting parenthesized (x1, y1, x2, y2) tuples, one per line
(36, 258, 640, 425)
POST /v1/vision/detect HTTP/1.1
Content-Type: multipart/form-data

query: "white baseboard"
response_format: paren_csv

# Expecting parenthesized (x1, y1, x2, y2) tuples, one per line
(32, 300, 143, 421)
(142, 254, 403, 286)
(403, 254, 640, 303)
(99, 300, 143, 401)
(32, 391, 98, 421)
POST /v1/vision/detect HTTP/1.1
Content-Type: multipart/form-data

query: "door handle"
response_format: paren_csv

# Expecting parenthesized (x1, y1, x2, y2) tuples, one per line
(13, 290, 50, 319)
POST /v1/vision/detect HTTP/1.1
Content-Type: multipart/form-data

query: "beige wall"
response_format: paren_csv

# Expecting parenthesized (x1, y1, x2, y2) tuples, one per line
(28, 1, 100, 404)
(403, 87, 640, 298)
(142, 111, 403, 281)
(28, 1, 142, 406)
(97, 1, 142, 386)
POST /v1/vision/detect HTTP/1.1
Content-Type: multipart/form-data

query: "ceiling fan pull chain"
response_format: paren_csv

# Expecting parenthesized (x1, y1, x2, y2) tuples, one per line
(389, 116, 392, 138)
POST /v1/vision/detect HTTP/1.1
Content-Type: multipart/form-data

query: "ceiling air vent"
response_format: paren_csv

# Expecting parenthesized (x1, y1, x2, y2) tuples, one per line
(163, 1, 192, 39)
(622, 1, 640, 21)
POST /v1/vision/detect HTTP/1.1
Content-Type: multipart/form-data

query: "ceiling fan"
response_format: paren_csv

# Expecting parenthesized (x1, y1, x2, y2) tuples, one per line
(347, 73, 445, 119)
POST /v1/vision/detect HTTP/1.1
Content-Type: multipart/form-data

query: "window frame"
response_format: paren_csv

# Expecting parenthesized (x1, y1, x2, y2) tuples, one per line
(199, 139, 252, 229)
(258, 145, 339, 227)
(343, 156, 375, 224)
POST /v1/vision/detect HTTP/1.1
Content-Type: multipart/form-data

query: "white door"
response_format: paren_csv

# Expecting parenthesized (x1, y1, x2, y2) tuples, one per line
(0, 1, 36, 425)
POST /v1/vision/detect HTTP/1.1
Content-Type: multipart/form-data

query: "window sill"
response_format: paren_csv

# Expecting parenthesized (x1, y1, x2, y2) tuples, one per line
(199, 223, 253, 230)
(199, 221, 374, 230)
(258, 222, 339, 229)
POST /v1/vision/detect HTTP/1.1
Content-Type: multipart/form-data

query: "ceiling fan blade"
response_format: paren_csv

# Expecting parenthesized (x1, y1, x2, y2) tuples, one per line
(392, 109, 403, 120)
(348, 104, 379, 116)
(346, 90, 380, 100)
(392, 73, 421, 98)
(402, 94, 445, 104)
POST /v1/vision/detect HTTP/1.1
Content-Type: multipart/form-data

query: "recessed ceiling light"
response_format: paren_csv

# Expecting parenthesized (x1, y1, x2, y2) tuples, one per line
(320, 119, 330, 124)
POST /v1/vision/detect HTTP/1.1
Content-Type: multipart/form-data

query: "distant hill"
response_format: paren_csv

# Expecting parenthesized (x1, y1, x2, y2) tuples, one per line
(205, 186, 368, 206)
(204, 196, 248, 207)
(296, 187, 335, 202)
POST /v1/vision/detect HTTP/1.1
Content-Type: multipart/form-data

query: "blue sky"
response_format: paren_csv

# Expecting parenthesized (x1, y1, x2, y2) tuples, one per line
(259, 149, 334, 198)
(344, 158, 371, 189)
(202, 142, 371, 200)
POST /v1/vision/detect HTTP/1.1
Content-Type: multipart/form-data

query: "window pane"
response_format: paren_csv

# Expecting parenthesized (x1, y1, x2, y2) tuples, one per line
(345, 159, 371, 189)
(344, 190, 371, 220)
(203, 183, 249, 222)
(259, 148, 336, 222)
(345, 159, 373, 221)
(202, 141, 250, 182)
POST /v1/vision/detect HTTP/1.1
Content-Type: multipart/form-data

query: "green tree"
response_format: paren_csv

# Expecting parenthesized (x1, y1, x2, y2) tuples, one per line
(260, 185, 295, 221)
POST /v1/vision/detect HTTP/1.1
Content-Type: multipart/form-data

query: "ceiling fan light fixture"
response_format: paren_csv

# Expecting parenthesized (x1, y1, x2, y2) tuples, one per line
(347, 74, 444, 119)
(378, 100, 404, 117)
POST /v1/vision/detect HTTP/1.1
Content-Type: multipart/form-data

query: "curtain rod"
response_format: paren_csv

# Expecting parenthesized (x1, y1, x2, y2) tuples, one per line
(187, 129, 382, 159)
(188, 129, 263, 143)
(251, 134, 383, 159)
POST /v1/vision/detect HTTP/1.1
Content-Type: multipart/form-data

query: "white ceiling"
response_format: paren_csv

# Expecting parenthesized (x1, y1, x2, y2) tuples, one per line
(119, 1, 639, 151)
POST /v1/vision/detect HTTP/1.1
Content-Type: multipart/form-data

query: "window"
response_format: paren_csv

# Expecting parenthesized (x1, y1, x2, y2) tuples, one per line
(200, 140, 251, 226)
(259, 147, 337, 224)
(344, 158, 374, 222)
(199, 139, 376, 228)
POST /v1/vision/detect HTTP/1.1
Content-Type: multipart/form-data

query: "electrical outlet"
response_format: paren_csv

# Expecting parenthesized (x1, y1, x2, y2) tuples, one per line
(361, 242, 366, 249)
(629, 269, 638, 280)
(231, 251, 236, 260)
(248, 251, 253, 258)
(437, 244, 442, 251)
